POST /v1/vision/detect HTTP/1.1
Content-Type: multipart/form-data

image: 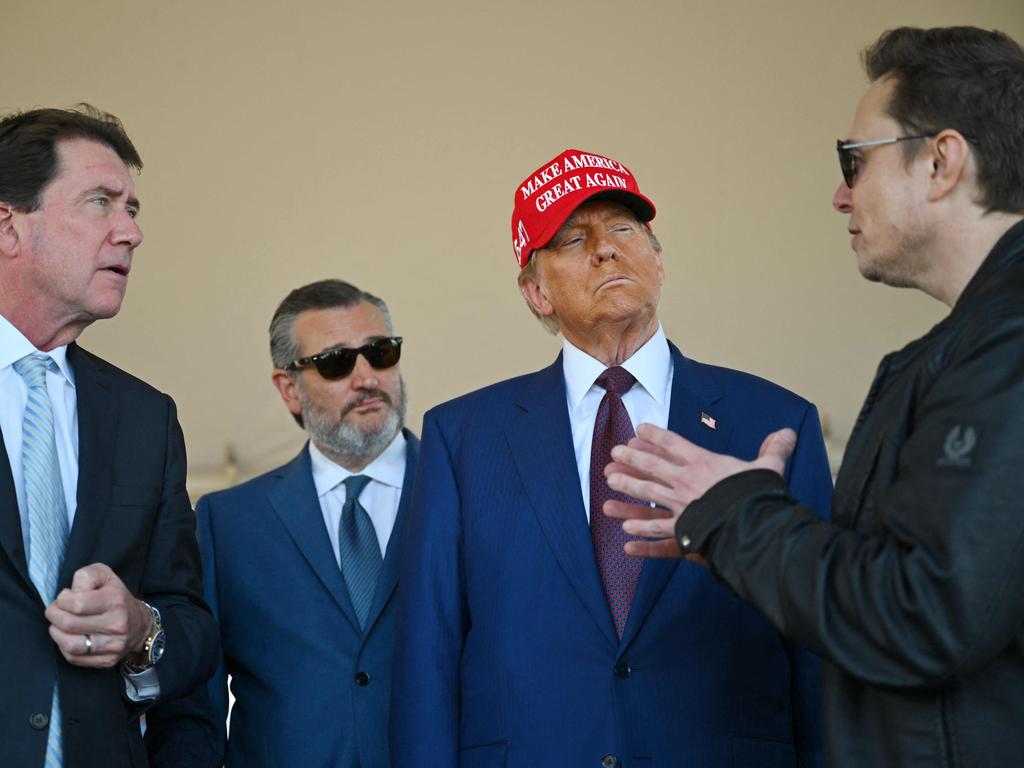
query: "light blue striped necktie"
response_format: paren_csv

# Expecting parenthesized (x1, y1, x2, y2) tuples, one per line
(13, 353, 68, 768)
(339, 475, 381, 630)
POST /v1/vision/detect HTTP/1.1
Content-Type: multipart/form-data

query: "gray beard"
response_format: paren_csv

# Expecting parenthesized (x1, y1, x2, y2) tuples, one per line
(300, 379, 407, 465)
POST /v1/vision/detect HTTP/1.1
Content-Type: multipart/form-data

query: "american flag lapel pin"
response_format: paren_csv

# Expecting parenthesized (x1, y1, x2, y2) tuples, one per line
(700, 412, 717, 430)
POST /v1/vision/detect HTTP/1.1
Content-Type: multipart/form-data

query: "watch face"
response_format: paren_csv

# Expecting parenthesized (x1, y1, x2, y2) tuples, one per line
(150, 630, 167, 665)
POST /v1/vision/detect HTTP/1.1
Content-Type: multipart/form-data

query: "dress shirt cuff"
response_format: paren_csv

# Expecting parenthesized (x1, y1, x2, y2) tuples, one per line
(123, 666, 161, 702)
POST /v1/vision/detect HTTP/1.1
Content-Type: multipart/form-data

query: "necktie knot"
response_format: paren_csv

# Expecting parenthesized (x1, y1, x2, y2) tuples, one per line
(596, 366, 636, 396)
(13, 353, 53, 389)
(343, 474, 372, 503)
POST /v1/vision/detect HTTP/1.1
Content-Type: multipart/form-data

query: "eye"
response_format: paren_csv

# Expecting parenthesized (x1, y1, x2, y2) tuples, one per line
(127, 206, 139, 219)
(559, 235, 584, 248)
(90, 196, 110, 208)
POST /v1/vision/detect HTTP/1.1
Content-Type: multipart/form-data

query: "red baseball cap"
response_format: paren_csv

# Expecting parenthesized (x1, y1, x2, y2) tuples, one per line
(510, 148, 657, 268)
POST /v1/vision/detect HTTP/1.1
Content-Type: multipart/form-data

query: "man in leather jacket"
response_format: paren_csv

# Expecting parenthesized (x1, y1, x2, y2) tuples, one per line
(601, 26, 1024, 768)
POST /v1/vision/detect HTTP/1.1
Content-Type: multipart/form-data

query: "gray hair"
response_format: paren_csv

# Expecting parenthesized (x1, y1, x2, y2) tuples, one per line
(269, 279, 393, 369)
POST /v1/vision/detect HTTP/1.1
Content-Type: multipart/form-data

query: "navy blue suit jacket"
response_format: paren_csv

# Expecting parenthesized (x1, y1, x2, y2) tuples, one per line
(147, 431, 418, 768)
(391, 345, 832, 768)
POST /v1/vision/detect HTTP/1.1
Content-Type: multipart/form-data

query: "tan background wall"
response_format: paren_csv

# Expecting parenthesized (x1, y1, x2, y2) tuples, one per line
(4, 0, 1022, 490)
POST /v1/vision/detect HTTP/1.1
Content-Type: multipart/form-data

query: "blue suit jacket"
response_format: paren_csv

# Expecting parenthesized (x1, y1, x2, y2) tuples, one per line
(147, 431, 418, 768)
(391, 346, 832, 768)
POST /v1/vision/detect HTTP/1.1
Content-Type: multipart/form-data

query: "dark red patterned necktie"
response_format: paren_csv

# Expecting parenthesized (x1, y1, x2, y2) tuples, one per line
(590, 366, 645, 638)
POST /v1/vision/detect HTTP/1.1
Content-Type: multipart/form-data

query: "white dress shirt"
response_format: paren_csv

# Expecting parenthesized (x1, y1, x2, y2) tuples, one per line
(309, 430, 407, 562)
(0, 313, 79, 558)
(562, 324, 673, 520)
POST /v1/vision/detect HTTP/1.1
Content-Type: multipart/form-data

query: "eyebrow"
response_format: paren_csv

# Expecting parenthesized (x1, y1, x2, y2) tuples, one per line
(82, 185, 142, 212)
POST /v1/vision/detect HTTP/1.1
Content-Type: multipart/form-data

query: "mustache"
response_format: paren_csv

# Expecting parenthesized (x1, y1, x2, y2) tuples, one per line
(341, 389, 393, 417)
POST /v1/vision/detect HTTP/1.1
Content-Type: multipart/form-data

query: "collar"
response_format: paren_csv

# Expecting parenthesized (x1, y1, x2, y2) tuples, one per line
(562, 324, 671, 413)
(309, 430, 407, 498)
(0, 311, 75, 387)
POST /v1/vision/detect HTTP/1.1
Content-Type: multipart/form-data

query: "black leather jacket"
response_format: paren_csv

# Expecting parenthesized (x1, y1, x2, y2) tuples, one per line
(680, 220, 1024, 768)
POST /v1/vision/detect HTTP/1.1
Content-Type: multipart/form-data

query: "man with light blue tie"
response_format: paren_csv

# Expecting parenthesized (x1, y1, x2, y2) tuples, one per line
(0, 105, 218, 767)
(145, 279, 418, 768)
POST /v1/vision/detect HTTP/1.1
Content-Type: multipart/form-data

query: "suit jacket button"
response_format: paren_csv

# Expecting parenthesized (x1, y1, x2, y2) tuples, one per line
(613, 661, 631, 679)
(29, 712, 49, 730)
(601, 754, 620, 768)
(355, 671, 371, 686)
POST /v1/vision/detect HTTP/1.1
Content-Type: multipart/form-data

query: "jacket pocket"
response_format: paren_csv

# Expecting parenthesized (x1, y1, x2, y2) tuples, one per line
(731, 735, 796, 768)
(459, 741, 508, 768)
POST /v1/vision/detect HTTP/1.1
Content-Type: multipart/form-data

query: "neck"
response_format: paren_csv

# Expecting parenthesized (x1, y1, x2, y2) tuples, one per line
(562, 314, 659, 367)
(923, 211, 1024, 307)
(0, 285, 88, 351)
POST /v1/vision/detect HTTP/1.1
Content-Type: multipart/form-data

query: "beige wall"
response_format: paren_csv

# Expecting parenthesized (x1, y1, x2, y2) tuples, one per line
(4, 0, 1022, 488)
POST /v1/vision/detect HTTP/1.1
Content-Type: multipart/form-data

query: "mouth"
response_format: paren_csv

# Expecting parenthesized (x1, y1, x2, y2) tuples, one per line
(597, 274, 631, 291)
(343, 391, 392, 417)
(101, 264, 131, 277)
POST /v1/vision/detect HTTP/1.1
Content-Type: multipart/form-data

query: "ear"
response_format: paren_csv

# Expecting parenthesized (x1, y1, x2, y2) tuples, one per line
(0, 201, 21, 258)
(926, 130, 970, 203)
(271, 369, 303, 419)
(518, 265, 555, 319)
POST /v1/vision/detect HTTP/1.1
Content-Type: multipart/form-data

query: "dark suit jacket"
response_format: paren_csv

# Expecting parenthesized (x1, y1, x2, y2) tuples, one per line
(0, 344, 218, 768)
(147, 431, 419, 768)
(391, 344, 834, 768)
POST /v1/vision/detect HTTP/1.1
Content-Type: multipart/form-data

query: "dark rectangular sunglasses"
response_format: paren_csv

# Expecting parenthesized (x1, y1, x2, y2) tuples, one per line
(284, 336, 403, 380)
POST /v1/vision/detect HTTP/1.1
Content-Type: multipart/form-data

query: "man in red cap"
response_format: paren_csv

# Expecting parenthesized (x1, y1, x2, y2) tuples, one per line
(392, 149, 833, 768)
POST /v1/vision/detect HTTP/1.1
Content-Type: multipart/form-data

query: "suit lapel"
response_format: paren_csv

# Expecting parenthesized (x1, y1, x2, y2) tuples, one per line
(61, 345, 117, 587)
(0, 427, 29, 582)
(506, 357, 619, 648)
(268, 447, 361, 632)
(619, 343, 732, 649)
(363, 431, 419, 631)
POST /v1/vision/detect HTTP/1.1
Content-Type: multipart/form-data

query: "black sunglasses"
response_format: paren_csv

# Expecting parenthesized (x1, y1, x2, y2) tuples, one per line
(836, 134, 932, 188)
(284, 337, 403, 380)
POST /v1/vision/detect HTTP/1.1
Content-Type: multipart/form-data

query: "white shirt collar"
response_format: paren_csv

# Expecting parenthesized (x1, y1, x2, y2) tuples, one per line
(0, 312, 75, 387)
(562, 324, 671, 413)
(309, 430, 407, 499)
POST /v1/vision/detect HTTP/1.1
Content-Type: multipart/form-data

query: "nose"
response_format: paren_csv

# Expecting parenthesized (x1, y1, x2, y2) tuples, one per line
(832, 181, 853, 213)
(349, 352, 380, 388)
(111, 209, 144, 249)
(590, 232, 619, 264)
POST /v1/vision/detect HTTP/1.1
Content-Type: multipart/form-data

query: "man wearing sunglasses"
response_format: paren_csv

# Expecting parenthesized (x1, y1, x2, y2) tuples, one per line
(392, 149, 834, 767)
(601, 26, 1024, 768)
(146, 280, 416, 768)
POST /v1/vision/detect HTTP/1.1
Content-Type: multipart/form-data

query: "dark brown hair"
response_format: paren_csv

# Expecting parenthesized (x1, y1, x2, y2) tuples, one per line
(864, 26, 1024, 213)
(0, 103, 142, 211)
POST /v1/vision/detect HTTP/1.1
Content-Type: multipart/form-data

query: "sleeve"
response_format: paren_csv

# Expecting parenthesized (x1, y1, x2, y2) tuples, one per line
(779, 403, 832, 768)
(681, 316, 1024, 690)
(143, 495, 226, 768)
(139, 399, 219, 702)
(389, 409, 465, 767)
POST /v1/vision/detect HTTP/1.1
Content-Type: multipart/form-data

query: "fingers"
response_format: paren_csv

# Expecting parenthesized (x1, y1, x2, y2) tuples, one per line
(635, 423, 702, 461)
(48, 625, 122, 668)
(622, 538, 684, 559)
(602, 499, 671, 522)
(70, 562, 116, 592)
(756, 428, 797, 474)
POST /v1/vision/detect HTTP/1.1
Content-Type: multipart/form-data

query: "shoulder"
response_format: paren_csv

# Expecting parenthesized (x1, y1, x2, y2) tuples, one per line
(196, 452, 307, 514)
(70, 345, 174, 405)
(677, 352, 814, 415)
(425, 366, 553, 426)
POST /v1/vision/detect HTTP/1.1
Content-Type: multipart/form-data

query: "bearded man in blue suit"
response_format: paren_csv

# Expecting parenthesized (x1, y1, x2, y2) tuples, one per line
(147, 280, 416, 768)
(391, 149, 833, 768)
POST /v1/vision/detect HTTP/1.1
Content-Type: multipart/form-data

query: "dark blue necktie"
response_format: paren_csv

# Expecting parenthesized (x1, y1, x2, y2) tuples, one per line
(339, 475, 381, 629)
